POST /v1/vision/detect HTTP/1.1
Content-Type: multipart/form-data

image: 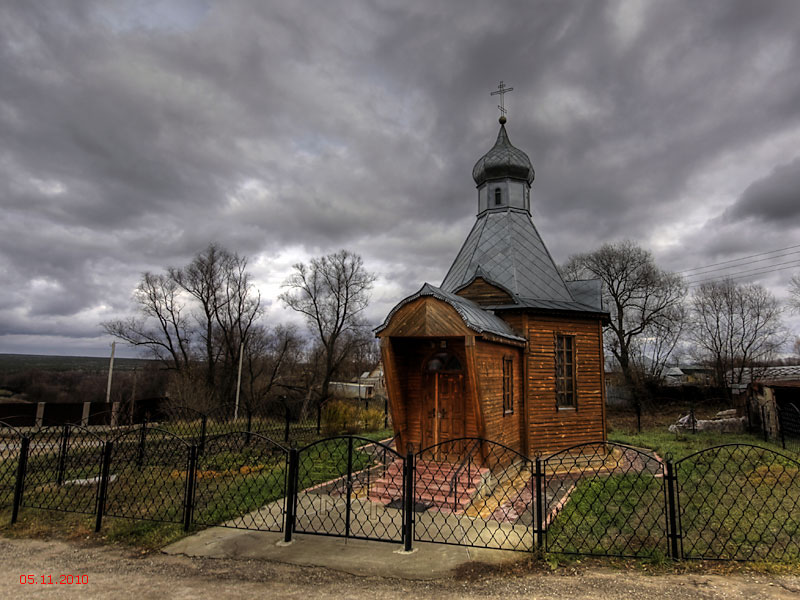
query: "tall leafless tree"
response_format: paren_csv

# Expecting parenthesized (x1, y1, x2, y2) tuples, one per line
(102, 272, 192, 372)
(103, 243, 263, 406)
(562, 240, 686, 388)
(240, 323, 305, 416)
(279, 249, 376, 405)
(689, 279, 785, 392)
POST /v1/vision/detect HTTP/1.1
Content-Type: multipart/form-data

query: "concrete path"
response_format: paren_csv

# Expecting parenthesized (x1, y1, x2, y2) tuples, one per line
(163, 526, 526, 580)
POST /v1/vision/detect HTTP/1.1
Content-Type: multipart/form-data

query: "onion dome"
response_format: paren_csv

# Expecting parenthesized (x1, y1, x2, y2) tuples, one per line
(472, 118, 535, 186)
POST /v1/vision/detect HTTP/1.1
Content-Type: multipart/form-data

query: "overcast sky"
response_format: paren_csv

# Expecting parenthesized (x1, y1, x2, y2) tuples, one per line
(2, 0, 800, 358)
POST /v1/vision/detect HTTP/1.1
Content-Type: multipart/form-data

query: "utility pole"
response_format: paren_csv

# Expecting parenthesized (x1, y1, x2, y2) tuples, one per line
(105, 341, 116, 404)
(234, 342, 244, 420)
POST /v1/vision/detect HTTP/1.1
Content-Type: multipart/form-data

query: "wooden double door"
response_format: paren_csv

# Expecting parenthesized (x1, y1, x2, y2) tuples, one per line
(421, 370, 465, 453)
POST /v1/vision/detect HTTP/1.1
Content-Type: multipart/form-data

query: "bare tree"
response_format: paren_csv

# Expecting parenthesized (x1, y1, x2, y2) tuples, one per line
(102, 273, 191, 372)
(629, 302, 687, 383)
(689, 279, 785, 392)
(789, 273, 800, 313)
(240, 323, 305, 416)
(279, 249, 376, 405)
(562, 240, 686, 388)
(169, 244, 227, 389)
(103, 243, 263, 407)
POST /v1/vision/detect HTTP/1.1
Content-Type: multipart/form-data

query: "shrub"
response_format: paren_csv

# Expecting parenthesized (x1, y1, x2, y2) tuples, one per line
(362, 407, 384, 432)
(322, 400, 361, 435)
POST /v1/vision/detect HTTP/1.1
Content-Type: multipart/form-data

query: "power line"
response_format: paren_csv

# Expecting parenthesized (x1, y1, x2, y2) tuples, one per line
(678, 243, 800, 274)
(683, 250, 800, 280)
(687, 260, 800, 288)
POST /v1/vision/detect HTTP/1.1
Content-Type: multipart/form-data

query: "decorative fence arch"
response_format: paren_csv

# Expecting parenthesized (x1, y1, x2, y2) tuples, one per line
(192, 431, 288, 532)
(21, 424, 107, 517)
(292, 435, 405, 543)
(103, 426, 194, 527)
(414, 437, 535, 551)
(675, 444, 800, 561)
(542, 441, 668, 558)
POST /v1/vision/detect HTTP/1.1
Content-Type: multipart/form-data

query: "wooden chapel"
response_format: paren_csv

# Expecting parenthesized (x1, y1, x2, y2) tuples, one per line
(376, 112, 609, 457)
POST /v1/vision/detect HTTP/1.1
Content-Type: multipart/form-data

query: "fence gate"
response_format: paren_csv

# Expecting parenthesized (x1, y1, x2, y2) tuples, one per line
(414, 438, 535, 551)
(543, 442, 669, 558)
(292, 436, 405, 543)
(675, 444, 800, 561)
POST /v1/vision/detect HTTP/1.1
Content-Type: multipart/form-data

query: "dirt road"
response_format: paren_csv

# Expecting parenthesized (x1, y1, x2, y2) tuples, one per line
(2, 536, 799, 599)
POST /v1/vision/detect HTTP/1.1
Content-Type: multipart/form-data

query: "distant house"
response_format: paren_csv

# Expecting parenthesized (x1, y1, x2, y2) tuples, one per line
(662, 365, 715, 386)
(329, 363, 385, 401)
(376, 116, 609, 457)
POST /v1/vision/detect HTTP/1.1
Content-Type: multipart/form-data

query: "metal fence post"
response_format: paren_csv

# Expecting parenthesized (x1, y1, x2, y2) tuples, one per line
(316, 403, 322, 435)
(56, 424, 70, 486)
(283, 448, 299, 543)
(11, 437, 30, 524)
(384, 397, 388, 429)
(345, 436, 353, 539)
(403, 451, 415, 552)
(761, 405, 769, 442)
(183, 445, 198, 532)
(199, 416, 207, 455)
(778, 408, 786, 449)
(665, 458, 681, 560)
(535, 457, 543, 552)
(95, 441, 113, 533)
(136, 419, 148, 468)
(284, 410, 291, 444)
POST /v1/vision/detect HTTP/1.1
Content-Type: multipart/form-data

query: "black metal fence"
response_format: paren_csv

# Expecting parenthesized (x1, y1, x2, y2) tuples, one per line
(2, 423, 799, 562)
(778, 403, 800, 456)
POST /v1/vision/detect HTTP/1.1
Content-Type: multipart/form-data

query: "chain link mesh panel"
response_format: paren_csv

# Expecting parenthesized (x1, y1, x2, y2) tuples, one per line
(21, 425, 106, 515)
(192, 432, 288, 531)
(414, 438, 534, 551)
(0, 421, 23, 511)
(294, 436, 404, 542)
(543, 442, 668, 558)
(675, 444, 800, 561)
(104, 426, 191, 524)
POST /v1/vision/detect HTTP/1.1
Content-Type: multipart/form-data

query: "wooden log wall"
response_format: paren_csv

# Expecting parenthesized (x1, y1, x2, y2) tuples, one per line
(455, 277, 514, 306)
(474, 339, 523, 453)
(520, 314, 606, 454)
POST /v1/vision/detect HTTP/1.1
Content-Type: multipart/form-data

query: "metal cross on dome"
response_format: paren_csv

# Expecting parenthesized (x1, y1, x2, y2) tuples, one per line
(491, 80, 514, 118)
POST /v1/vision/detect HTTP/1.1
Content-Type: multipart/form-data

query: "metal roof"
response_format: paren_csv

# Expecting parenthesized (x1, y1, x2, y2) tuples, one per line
(472, 124, 535, 186)
(440, 207, 576, 302)
(565, 280, 604, 312)
(375, 283, 526, 343)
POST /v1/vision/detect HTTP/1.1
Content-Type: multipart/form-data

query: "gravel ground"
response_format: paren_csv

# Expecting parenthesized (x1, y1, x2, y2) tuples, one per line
(2, 536, 800, 599)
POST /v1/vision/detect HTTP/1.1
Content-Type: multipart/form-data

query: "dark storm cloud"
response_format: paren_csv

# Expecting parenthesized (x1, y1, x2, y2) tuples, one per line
(724, 158, 800, 224)
(1, 0, 800, 355)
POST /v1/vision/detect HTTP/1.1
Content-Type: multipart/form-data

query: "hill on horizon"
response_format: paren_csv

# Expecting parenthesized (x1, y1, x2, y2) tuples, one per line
(0, 353, 156, 374)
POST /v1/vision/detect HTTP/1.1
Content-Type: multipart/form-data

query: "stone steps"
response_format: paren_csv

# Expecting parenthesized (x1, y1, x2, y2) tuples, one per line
(366, 459, 488, 511)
